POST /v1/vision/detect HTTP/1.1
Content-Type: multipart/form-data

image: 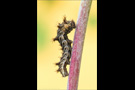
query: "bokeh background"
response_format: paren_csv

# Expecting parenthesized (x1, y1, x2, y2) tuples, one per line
(37, 0, 97, 90)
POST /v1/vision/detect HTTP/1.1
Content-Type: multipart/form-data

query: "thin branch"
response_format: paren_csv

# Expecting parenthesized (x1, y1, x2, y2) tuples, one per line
(67, 0, 92, 90)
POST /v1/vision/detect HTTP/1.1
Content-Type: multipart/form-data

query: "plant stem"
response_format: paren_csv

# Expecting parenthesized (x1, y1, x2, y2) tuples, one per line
(67, 0, 92, 90)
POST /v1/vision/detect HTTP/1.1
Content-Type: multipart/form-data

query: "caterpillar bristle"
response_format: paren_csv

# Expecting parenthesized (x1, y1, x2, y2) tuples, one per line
(57, 24, 63, 29)
(63, 16, 67, 24)
(55, 62, 60, 65)
(57, 26, 60, 28)
(58, 56, 61, 59)
(60, 48, 62, 50)
(56, 69, 60, 73)
(54, 63, 56, 65)
(53, 37, 59, 41)
(57, 68, 61, 72)
(67, 39, 73, 44)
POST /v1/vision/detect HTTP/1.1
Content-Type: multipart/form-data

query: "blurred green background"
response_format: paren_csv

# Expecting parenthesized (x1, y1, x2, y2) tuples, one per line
(37, 0, 97, 90)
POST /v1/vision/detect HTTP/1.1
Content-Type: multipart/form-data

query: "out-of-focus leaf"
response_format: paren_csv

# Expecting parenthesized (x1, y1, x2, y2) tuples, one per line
(88, 16, 97, 27)
(37, 21, 48, 51)
(43, 1, 55, 6)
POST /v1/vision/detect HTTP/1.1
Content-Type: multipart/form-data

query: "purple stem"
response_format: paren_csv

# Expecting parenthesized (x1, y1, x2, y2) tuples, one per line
(67, 0, 92, 90)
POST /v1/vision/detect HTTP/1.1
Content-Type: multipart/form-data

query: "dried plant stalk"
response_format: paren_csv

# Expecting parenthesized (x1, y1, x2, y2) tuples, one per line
(67, 0, 92, 90)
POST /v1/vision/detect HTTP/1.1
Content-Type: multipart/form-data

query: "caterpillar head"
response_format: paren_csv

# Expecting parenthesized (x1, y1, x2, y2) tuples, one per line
(71, 20, 76, 28)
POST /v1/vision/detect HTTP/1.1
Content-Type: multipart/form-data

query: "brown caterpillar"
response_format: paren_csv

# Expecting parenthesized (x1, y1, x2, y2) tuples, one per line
(53, 17, 76, 77)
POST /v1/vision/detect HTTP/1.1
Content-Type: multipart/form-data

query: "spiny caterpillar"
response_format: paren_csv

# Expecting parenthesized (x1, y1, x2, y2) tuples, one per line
(53, 17, 76, 77)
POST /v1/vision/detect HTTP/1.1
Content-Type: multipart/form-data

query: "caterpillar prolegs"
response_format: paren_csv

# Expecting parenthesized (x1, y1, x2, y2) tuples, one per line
(53, 17, 76, 77)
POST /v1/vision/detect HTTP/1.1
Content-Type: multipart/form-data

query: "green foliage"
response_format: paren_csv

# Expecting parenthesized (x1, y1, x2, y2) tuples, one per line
(44, 1, 54, 6)
(88, 16, 97, 27)
(37, 21, 48, 51)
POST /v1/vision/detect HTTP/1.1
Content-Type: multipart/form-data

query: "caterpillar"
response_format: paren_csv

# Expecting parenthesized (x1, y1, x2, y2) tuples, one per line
(53, 17, 76, 77)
